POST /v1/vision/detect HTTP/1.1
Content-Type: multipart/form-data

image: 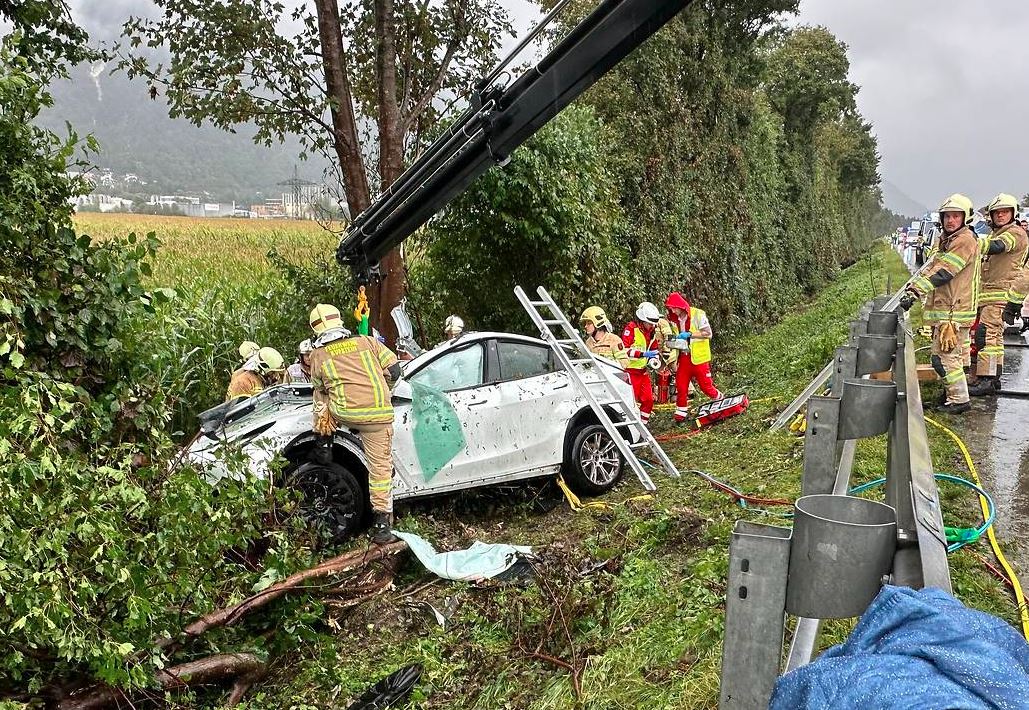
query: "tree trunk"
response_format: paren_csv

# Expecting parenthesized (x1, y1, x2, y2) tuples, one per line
(312, 0, 371, 218)
(372, 0, 407, 345)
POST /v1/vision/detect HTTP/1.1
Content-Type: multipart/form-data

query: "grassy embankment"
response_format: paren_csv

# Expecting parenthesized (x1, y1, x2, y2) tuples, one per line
(79, 214, 1019, 708)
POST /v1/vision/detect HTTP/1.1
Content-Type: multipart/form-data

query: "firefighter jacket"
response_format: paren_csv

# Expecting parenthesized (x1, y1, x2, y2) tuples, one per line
(309, 334, 399, 425)
(226, 369, 264, 402)
(667, 307, 713, 365)
(585, 329, 627, 366)
(979, 222, 1029, 306)
(621, 321, 660, 371)
(911, 225, 980, 326)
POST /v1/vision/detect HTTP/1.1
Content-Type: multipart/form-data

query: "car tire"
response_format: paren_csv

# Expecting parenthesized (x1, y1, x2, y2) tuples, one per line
(564, 423, 624, 496)
(287, 461, 367, 545)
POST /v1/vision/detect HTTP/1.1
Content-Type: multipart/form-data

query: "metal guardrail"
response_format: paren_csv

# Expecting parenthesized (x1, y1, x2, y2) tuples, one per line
(719, 296, 951, 709)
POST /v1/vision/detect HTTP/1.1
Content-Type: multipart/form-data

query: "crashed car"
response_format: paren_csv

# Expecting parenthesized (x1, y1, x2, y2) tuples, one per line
(188, 324, 638, 542)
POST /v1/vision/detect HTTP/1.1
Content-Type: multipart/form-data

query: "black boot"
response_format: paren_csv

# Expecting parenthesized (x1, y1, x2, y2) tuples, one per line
(968, 376, 999, 397)
(936, 400, 971, 414)
(370, 511, 398, 545)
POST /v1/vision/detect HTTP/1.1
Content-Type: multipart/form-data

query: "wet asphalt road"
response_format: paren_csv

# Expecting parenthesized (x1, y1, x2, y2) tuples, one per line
(956, 335, 1029, 574)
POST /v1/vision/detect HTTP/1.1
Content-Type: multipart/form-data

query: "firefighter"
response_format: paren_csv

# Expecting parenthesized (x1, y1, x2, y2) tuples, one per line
(900, 194, 980, 413)
(622, 302, 662, 424)
(1002, 227, 1029, 333)
(226, 346, 285, 402)
(237, 340, 260, 368)
(287, 339, 313, 383)
(444, 315, 464, 339)
(970, 194, 1028, 395)
(580, 306, 627, 366)
(664, 292, 722, 423)
(308, 303, 403, 545)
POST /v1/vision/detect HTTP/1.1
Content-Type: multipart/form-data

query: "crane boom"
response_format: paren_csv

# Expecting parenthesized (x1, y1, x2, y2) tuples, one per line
(336, 0, 696, 274)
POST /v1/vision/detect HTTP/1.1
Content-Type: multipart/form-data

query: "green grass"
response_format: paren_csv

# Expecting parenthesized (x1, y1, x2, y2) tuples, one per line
(217, 244, 1020, 710)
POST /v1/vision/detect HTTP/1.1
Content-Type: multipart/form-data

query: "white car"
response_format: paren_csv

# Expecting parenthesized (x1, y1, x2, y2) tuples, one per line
(188, 331, 637, 542)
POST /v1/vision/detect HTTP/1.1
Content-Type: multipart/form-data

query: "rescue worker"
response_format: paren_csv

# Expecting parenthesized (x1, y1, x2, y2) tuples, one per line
(664, 292, 722, 422)
(308, 303, 402, 545)
(900, 194, 980, 413)
(580, 306, 627, 366)
(226, 346, 286, 402)
(444, 315, 464, 340)
(970, 194, 1028, 395)
(622, 302, 662, 424)
(287, 339, 313, 383)
(1002, 226, 1029, 332)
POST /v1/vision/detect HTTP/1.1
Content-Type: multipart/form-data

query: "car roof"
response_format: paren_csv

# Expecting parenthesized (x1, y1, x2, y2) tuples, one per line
(403, 331, 547, 370)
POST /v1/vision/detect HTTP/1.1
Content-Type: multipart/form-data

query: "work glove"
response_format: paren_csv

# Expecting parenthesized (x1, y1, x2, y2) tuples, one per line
(313, 401, 337, 436)
(1003, 301, 1020, 326)
(643, 350, 659, 358)
(938, 321, 959, 354)
(898, 290, 919, 311)
(675, 332, 691, 340)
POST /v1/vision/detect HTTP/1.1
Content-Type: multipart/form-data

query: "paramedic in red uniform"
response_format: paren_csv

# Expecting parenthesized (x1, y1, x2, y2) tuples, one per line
(622, 302, 662, 424)
(665, 292, 722, 423)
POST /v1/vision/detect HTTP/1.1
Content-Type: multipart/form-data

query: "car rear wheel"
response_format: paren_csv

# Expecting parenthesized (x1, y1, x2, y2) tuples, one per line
(287, 461, 367, 546)
(564, 424, 624, 496)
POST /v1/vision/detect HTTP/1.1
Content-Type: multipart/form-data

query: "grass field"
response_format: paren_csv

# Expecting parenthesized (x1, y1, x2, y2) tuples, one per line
(69, 216, 1021, 708)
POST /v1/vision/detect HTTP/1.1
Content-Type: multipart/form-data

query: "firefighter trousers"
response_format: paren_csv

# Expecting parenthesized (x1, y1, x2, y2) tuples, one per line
(674, 359, 721, 422)
(351, 422, 394, 514)
(628, 369, 654, 422)
(976, 303, 1005, 377)
(933, 325, 970, 404)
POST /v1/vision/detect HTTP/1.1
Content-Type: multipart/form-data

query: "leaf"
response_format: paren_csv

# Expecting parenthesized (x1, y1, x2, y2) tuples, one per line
(9, 352, 25, 369)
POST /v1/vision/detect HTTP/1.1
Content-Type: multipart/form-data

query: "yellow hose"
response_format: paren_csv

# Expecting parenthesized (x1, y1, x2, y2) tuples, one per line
(925, 415, 1029, 640)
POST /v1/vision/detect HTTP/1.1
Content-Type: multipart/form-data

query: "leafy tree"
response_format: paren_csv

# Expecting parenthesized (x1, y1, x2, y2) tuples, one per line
(122, 0, 515, 341)
(408, 105, 628, 332)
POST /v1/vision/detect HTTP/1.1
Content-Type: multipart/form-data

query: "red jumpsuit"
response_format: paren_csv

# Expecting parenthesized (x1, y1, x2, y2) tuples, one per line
(621, 320, 660, 423)
(667, 304, 721, 422)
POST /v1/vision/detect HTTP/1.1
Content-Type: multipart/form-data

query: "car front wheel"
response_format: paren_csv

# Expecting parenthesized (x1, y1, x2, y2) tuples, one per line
(287, 461, 367, 546)
(564, 424, 624, 496)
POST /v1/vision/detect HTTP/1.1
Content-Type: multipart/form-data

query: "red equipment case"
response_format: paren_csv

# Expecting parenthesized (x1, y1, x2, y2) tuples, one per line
(694, 393, 749, 427)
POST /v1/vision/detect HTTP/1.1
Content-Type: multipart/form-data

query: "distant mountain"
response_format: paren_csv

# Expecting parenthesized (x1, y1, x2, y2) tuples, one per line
(39, 64, 329, 203)
(881, 180, 928, 220)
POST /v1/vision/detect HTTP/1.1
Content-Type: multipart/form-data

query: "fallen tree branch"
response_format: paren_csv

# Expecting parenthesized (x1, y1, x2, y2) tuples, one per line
(59, 653, 265, 710)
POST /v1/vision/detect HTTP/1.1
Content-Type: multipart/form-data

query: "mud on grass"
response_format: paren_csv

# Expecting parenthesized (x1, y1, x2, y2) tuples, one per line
(237, 245, 1016, 709)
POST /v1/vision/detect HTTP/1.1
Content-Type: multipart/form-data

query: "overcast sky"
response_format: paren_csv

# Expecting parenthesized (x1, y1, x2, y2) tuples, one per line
(65, 0, 1024, 209)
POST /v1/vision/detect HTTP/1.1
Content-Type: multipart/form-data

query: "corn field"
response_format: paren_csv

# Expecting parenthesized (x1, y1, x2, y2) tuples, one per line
(75, 213, 341, 435)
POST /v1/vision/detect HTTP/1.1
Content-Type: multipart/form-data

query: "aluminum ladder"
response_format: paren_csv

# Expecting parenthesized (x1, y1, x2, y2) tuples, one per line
(514, 285, 681, 492)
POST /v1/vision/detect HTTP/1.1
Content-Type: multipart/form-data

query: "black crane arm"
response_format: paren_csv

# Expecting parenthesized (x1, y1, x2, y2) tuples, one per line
(336, 0, 696, 274)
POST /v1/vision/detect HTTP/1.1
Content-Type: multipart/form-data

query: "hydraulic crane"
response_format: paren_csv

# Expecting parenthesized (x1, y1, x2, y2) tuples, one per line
(335, 0, 697, 277)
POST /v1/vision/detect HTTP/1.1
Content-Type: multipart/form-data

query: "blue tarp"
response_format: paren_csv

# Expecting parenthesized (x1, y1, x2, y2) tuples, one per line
(771, 585, 1029, 710)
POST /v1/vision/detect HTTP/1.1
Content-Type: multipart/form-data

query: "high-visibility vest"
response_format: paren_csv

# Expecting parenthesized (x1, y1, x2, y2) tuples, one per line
(688, 307, 712, 365)
(622, 322, 656, 371)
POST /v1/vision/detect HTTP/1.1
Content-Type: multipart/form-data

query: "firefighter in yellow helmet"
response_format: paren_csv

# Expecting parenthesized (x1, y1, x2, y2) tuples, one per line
(899, 194, 980, 413)
(307, 303, 403, 544)
(579, 306, 627, 366)
(238, 340, 260, 365)
(970, 193, 1028, 395)
(226, 347, 286, 402)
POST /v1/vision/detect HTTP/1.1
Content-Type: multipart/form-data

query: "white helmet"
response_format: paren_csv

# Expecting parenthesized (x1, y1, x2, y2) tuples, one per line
(635, 301, 660, 325)
(444, 314, 464, 335)
(298, 338, 313, 356)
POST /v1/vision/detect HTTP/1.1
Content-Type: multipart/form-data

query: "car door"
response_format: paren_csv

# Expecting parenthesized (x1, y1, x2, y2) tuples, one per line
(391, 341, 510, 490)
(487, 339, 580, 474)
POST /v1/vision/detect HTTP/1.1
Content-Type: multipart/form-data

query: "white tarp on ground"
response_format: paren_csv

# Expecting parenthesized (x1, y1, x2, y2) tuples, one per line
(394, 531, 533, 582)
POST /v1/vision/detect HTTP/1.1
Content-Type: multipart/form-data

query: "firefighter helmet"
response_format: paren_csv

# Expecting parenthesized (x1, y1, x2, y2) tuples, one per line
(298, 338, 313, 356)
(987, 193, 1020, 223)
(938, 193, 974, 225)
(238, 340, 260, 361)
(580, 306, 611, 331)
(256, 347, 285, 374)
(444, 315, 464, 336)
(309, 303, 343, 334)
(635, 301, 660, 325)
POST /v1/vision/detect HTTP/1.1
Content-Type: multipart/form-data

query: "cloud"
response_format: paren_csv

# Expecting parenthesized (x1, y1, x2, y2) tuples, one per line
(798, 0, 1029, 207)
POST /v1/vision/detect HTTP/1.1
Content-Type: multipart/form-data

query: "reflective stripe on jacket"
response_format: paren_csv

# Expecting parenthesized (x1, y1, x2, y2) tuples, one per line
(911, 226, 980, 326)
(309, 335, 399, 425)
(979, 223, 1029, 305)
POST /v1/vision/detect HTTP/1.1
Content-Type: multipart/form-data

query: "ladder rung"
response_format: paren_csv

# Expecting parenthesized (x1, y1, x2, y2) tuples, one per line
(556, 339, 577, 345)
(568, 358, 593, 364)
(629, 441, 650, 449)
(614, 420, 639, 428)
(529, 300, 548, 307)
(541, 319, 563, 325)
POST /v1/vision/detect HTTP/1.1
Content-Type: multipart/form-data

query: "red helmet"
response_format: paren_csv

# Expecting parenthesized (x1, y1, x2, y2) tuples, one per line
(665, 292, 689, 311)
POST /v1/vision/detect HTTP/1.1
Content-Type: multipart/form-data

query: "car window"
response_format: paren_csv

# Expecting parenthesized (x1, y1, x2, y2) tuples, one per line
(496, 341, 556, 382)
(408, 344, 484, 392)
